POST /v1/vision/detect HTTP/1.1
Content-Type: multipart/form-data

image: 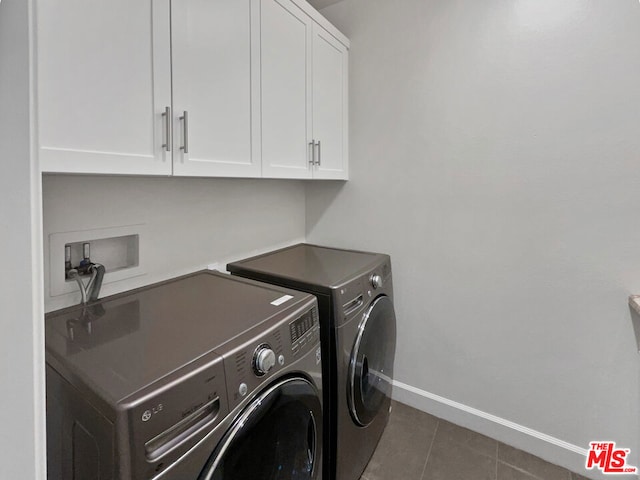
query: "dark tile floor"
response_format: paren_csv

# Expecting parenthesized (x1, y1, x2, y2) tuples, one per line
(360, 401, 592, 480)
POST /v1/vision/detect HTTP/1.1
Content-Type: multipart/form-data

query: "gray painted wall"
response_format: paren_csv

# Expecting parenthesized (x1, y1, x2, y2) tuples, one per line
(43, 175, 306, 312)
(308, 0, 640, 473)
(308, 0, 344, 11)
(0, 0, 46, 478)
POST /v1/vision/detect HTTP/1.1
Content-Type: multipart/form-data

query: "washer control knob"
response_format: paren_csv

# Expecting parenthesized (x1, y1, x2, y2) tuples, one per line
(370, 274, 383, 289)
(254, 346, 276, 376)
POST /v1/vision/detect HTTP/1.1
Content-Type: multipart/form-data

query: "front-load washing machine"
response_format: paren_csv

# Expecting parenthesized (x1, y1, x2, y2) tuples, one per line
(227, 244, 397, 480)
(45, 270, 323, 479)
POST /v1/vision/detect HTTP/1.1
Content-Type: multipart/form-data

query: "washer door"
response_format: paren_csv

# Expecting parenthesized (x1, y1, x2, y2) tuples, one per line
(348, 295, 397, 427)
(199, 377, 322, 480)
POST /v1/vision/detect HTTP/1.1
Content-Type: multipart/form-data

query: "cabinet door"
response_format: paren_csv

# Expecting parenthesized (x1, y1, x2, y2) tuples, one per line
(312, 24, 348, 180)
(171, 0, 259, 177)
(261, 0, 313, 179)
(37, 0, 172, 175)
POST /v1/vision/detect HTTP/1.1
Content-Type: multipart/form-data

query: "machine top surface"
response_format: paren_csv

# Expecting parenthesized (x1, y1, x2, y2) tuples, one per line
(227, 244, 387, 290)
(45, 271, 314, 404)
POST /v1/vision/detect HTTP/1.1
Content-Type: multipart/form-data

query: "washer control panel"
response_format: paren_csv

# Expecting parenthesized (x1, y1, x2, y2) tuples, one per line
(253, 344, 276, 376)
(289, 308, 320, 357)
(225, 304, 320, 410)
(370, 273, 383, 289)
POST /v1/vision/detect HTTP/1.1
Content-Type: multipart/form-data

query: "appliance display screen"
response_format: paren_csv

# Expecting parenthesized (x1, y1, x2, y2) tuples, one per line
(289, 311, 315, 343)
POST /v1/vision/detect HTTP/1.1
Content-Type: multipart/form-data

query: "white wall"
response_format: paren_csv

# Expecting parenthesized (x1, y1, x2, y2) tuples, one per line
(308, 0, 640, 475)
(43, 175, 306, 311)
(0, 0, 46, 479)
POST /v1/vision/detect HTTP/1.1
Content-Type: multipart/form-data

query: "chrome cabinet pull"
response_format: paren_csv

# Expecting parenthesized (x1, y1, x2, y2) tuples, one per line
(309, 139, 316, 167)
(162, 106, 171, 152)
(315, 140, 321, 166)
(180, 111, 189, 154)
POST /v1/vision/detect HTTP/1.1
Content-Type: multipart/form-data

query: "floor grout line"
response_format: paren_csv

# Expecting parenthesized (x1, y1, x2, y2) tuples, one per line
(418, 419, 440, 480)
(371, 402, 582, 480)
(497, 459, 558, 480)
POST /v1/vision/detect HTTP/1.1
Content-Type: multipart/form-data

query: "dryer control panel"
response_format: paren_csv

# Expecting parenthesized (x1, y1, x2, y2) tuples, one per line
(334, 259, 393, 327)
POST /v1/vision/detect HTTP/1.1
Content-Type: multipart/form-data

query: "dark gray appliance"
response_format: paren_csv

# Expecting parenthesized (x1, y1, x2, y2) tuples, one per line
(227, 244, 396, 480)
(45, 271, 323, 480)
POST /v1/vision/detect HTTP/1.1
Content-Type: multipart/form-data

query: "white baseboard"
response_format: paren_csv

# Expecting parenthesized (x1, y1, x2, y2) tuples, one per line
(392, 380, 634, 480)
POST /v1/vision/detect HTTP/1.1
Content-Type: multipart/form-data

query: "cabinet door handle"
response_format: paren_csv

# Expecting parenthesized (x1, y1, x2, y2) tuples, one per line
(309, 140, 316, 167)
(162, 106, 171, 152)
(180, 111, 189, 154)
(315, 140, 321, 166)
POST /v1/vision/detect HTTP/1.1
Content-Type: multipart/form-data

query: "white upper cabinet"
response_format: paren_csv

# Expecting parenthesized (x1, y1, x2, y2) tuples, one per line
(261, 0, 349, 179)
(261, 0, 313, 179)
(311, 24, 349, 179)
(36, 0, 348, 180)
(171, 0, 260, 177)
(260, 0, 313, 178)
(37, 0, 172, 175)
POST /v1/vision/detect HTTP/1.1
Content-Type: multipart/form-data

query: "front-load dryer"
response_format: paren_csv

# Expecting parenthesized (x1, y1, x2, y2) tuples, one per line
(45, 270, 323, 480)
(227, 244, 397, 480)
